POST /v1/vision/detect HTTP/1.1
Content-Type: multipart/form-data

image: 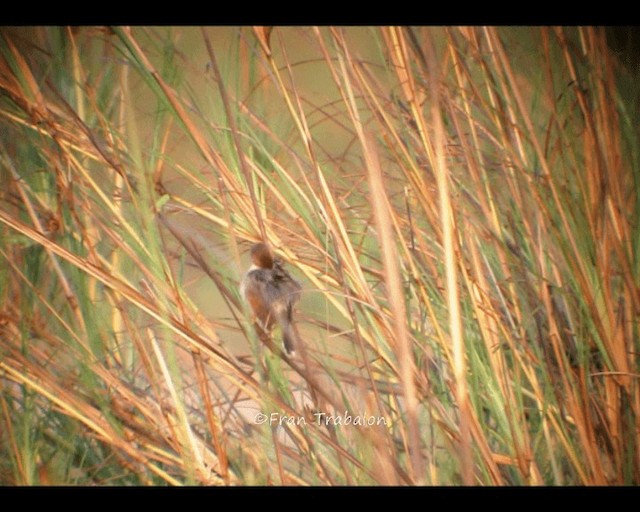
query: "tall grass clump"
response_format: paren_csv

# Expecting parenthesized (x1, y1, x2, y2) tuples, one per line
(0, 26, 637, 485)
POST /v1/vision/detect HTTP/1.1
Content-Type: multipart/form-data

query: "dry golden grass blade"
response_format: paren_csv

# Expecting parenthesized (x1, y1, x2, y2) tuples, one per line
(422, 29, 473, 484)
(1, 34, 45, 108)
(253, 26, 273, 57)
(362, 129, 424, 483)
(147, 328, 226, 483)
(192, 351, 231, 484)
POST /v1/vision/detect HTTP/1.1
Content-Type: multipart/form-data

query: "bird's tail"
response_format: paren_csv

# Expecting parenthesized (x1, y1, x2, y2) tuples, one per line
(282, 322, 300, 355)
(276, 309, 299, 355)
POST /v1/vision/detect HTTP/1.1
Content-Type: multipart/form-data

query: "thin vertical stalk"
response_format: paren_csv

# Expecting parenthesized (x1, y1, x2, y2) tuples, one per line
(423, 30, 473, 485)
(363, 130, 424, 483)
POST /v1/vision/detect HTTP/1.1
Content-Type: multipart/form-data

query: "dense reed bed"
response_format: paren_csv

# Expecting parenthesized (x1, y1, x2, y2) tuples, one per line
(0, 26, 638, 485)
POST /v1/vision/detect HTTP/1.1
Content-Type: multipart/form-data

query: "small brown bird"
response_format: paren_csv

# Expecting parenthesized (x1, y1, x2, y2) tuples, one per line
(240, 243, 302, 355)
